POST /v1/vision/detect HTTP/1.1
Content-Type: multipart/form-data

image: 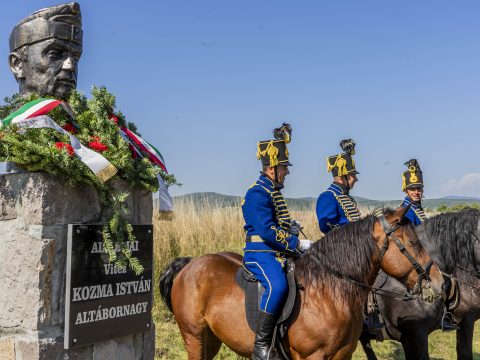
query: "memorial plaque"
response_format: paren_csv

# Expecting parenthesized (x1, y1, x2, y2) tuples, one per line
(64, 224, 153, 349)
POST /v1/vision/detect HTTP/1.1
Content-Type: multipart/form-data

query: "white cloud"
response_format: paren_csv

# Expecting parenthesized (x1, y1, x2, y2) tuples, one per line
(441, 173, 480, 195)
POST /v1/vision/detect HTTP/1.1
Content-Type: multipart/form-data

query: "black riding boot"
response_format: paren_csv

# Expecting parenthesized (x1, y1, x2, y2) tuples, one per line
(252, 310, 278, 360)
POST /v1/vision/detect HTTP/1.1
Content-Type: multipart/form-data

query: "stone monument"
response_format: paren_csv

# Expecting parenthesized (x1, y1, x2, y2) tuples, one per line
(0, 3, 155, 359)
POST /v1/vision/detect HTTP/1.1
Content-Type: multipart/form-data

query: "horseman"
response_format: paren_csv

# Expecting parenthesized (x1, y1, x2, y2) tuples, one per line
(400, 159, 427, 225)
(400, 159, 458, 331)
(316, 139, 361, 233)
(242, 123, 312, 360)
(316, 140, 386, 332)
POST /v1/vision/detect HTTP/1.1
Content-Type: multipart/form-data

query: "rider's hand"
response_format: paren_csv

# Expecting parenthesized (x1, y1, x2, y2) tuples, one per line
(298, 239, 312, 251)
(290, 220, 302, 236)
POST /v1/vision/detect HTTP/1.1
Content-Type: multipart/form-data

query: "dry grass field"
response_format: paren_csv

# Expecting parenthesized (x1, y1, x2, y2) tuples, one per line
(152, 198, 480, 359)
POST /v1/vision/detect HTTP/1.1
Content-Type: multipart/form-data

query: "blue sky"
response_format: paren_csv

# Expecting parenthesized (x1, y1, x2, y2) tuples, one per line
(1, 1, 479, 200)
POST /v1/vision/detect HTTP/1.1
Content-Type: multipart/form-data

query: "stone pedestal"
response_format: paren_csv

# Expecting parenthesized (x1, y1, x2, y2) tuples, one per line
(0, 172, 154, 360)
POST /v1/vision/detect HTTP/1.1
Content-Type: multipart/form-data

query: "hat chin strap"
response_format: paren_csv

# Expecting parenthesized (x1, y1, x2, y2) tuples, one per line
(343, 175, 350, 192)
(274, 166, 279, 184)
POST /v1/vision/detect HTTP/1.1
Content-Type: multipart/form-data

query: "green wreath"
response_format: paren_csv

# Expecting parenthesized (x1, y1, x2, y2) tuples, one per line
(0, 86, 177, 274)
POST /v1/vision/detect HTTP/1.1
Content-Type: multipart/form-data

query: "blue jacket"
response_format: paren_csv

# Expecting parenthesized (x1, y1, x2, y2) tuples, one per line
(401, 196, 426, 226)
(316, 183, 361, 234)
(242, 175, 300, 255)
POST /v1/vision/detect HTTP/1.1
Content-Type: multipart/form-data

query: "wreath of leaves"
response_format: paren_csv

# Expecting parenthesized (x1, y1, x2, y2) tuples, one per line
(0, 87, 176, 274)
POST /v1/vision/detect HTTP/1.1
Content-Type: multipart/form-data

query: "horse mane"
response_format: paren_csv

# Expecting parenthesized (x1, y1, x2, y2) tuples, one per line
(295, 212, 379, 306)
(295, 208, 422, 306)
(423, 208, 480, 270)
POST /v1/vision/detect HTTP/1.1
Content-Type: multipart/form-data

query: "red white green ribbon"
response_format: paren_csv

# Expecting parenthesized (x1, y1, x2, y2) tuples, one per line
(110, 115, 172, 211)
(1, 98, 74, 128)
(116, 126, 172, 211)
(1, 99, 117, 183)
(121, 127, 168, 173)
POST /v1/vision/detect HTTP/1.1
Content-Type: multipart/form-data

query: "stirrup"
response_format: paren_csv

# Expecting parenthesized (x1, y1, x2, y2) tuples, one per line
(441, 312, 459, 332)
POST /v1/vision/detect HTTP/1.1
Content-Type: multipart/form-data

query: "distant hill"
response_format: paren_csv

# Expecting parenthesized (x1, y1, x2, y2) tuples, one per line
(154, 192, 480, 211)
(440, 196, 480, 200)
(173, 192, 243, 208)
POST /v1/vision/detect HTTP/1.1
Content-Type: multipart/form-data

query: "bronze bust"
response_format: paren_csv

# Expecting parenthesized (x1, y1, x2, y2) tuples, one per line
(8, 2, 83, 100)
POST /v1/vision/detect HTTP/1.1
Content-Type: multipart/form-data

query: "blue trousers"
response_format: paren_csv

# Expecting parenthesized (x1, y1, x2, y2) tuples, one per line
(243, 251, 288, 314)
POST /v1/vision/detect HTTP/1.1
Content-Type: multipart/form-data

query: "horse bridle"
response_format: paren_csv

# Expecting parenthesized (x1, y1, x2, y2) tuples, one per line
(377, 214, 434, 298)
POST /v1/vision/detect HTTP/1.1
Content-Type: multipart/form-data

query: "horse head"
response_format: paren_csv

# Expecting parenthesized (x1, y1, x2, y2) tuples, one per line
(373, 206, 444, 302)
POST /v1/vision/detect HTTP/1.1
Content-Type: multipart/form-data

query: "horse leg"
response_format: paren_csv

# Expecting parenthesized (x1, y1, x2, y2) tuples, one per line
(169, 254, 252, 358)
(456, 316, 474, 360)
(180, 326, 222, 360)
(203, 328, 222, 360)
(203, 327, 222, 360)
(400, 332, 429, 360)
(359, 332, 378, 360)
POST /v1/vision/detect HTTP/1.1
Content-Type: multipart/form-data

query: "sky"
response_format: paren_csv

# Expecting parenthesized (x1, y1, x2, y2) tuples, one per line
(1, 1, 480, 200)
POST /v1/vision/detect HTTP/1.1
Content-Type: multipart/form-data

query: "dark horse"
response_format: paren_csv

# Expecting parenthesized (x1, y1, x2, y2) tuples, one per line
(360, 208, 480, 360)
(159, 207, 444, 359)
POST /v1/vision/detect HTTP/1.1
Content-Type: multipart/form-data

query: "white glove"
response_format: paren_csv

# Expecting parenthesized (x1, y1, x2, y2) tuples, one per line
(298, 239, 312, 251)
(290, 220, 302, 236)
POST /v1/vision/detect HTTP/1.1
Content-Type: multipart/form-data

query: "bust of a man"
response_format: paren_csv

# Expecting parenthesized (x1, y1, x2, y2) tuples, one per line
(8, 2, 83, 100)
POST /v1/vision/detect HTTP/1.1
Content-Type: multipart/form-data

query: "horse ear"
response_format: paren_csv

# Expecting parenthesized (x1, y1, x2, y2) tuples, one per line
(393, 205, 410, 225)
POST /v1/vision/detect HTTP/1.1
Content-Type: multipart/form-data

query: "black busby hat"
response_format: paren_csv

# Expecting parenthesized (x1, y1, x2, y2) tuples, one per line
(326, 139, 359, 177)
(402, 159, 424, 191)
(257, 123, 292, 167)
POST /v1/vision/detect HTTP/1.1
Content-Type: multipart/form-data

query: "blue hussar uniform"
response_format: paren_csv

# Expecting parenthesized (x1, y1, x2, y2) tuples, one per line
(400, 159, 427, 226)
(399, 159, 456, 331)
(316, 183, 361, 234)
(242, 123, 304, 360)
(316, 139, 361, 234)
(243, 174, 301, 313)
(401, 196, 426, 225)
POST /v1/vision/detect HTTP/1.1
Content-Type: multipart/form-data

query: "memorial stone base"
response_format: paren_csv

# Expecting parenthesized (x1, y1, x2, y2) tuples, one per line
(0, 172, 155, 360)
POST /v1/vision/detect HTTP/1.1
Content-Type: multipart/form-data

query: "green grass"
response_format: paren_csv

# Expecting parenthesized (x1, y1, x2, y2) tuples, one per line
(352, 327, 480, 360)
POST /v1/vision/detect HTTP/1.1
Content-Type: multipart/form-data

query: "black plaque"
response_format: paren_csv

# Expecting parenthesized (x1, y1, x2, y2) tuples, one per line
(64, 224, 153, 349)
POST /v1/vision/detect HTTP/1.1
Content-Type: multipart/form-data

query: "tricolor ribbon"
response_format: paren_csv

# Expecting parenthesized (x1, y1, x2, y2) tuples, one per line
(1, 98, 74, 127)
(121, 126, 168, 173)
(1, 99, 117, 183)
(111, 115, 173, 212)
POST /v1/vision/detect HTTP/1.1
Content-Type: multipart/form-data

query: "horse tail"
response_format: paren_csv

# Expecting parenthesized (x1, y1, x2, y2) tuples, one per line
(159, 256, 192, 312)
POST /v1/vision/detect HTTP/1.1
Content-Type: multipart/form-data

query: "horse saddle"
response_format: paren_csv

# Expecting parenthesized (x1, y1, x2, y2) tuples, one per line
(235, 258, 297, 359)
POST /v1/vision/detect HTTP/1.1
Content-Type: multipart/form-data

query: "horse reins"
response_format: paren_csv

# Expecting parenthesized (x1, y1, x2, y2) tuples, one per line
(441, 268, 480, 292)
(309, 214, 437, 301)
(308, 252, 418, 301)
(377, 214, 434, 298)
(456, 265, 480, 279)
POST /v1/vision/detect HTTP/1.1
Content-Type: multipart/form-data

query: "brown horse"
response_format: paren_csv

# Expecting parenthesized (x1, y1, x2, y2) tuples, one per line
(159, 207, 444, 359)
